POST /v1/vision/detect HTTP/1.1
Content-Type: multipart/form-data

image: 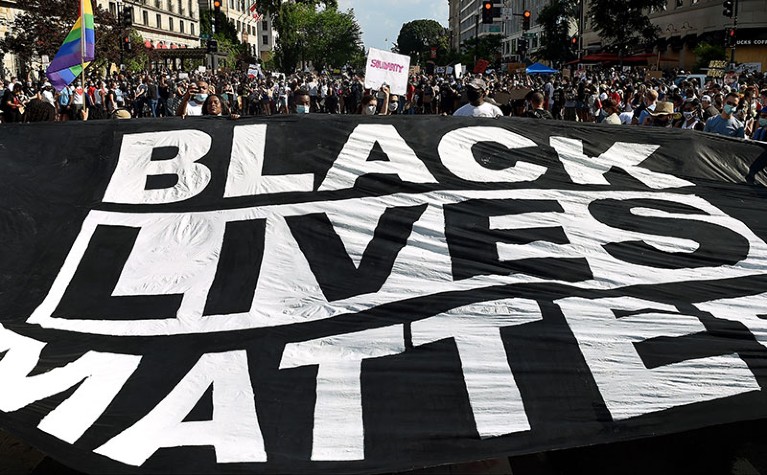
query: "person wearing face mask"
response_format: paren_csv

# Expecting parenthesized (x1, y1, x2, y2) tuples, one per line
(385, 94, 400, 115)
(358, 85, 389, 116)
(751, 106, 767, 142)
(676, 99, 704, 131)
(704, 92, 745, 138)
(452, 78, 502, 118)
(176, 80, 209, 117)
(294, 89, 311, 114)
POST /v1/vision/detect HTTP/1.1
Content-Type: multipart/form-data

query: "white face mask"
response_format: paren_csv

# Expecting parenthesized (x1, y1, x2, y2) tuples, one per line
(363, 104, 377, 115)
(296, 104, 310, 114)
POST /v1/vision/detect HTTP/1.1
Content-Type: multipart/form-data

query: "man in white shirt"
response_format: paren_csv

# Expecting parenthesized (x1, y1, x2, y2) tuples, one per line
(453, 78, 503, 118)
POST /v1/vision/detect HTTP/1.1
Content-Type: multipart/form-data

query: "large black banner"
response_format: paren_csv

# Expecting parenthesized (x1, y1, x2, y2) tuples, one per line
(2, 116, 767, 474)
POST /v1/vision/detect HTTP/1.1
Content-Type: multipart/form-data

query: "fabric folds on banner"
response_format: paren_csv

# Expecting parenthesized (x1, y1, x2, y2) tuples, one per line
(1, 117, 767, 474)
(45, 0, 95, 92)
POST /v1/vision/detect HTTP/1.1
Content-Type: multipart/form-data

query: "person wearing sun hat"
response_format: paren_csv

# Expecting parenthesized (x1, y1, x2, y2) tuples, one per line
(647, 101, 675, 127)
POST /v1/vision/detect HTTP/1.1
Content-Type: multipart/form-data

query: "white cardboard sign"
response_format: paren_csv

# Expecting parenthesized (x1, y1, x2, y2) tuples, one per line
(364, 48, 410, 96)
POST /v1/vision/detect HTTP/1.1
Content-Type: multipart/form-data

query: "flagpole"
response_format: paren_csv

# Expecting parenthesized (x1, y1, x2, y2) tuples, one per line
(80, 0, 86, 118)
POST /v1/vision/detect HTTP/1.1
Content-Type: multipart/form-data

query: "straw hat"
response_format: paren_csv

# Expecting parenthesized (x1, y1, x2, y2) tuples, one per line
(648, 101, 674, 116)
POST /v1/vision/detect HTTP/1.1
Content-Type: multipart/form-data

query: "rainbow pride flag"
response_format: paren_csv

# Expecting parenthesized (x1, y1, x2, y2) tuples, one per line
(45, 0, 95, 92)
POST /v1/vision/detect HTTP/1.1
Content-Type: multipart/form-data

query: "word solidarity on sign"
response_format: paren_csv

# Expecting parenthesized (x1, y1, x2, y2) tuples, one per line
(1, 116, 767, 474)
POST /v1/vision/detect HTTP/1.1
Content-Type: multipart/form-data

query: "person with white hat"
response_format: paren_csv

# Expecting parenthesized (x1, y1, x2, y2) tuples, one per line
(41, 82, 55, 107)
(453, 78, 502, 118)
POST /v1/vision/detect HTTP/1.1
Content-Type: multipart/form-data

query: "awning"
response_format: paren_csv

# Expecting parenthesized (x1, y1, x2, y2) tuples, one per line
(526, 62, 558, 74)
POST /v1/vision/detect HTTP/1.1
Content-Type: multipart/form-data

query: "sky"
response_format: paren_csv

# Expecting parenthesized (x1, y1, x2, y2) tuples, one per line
(336, 0, 449, 52)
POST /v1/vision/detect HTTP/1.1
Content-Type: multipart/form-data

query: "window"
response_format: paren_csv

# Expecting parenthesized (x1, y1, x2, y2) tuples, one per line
(156, 13, 162, 29)
(188, 0, 193, 17)
(262, 19, 268, 30)
(676, 0, 683, 7)
(180, 20, 184, 33)
(262, 34, 268, 45)
(109, 2, 116, 16)
(191, 23, 195, 35)
(143, 10, 149, 24)
(237, 20, 241, 31)
(169, 17, 174, 31)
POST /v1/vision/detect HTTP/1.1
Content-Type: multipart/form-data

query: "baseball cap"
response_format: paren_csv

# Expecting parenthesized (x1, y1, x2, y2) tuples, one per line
(467, 78, 487, 90)
(701, 95, 712, 102)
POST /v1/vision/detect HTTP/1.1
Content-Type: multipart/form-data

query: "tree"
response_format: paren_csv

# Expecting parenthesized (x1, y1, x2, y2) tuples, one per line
(394, 19, 449, 64)
(200, 9, 250, 66)
(0, 0, 121, 76)
(588, 0, 665, 53)
(272, 3, 362, 72)
(693, 41, 726, 73)
(460, 34, 504, 65)
(252, 0, 337, 16)
(537, 0, 578, 65)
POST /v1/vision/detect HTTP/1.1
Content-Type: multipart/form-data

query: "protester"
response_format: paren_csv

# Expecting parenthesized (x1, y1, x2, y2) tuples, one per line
(648, 101, 675, 127)
(176, 80, 209, 117)
(523, 92, 554, 119)
(201, 94, 239, 119)
(704, 92, 745, 138)
(601, 98, 621, 125)
(752, 106, 767, 142)
(453, 78, 502, 118)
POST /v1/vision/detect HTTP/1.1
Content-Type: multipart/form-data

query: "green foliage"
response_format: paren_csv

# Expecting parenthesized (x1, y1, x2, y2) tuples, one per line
(588, 0, 665, 52)
(122, 30, 159, 73)
(252, 0, 337, 16)
(693, 41, 726, 73)
(459, 34, 504, 64)
(0, 0, 120, 74)
(536, 0, 578, 65)
(272, 3, 363, 72)
(394, 19, 449, 64)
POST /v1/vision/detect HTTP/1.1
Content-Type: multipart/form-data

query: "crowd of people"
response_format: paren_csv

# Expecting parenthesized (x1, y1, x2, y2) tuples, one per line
(1, 63, 766, 141)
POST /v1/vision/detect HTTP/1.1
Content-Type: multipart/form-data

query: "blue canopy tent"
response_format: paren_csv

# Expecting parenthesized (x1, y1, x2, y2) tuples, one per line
(526, 62, 558, 74)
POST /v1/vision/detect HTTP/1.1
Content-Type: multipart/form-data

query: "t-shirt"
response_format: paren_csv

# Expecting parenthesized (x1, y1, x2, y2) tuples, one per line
(704, 114, 745, 138)
(58, 87, 71, 106)
(453, 101, 503, 118)
(603, 113, 621, 125)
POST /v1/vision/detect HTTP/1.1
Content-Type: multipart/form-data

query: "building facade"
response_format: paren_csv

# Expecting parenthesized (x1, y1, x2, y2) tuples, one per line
(207, 0, 274, 62)
(111, 0, 201, 50)
(580, 0, 767, 71)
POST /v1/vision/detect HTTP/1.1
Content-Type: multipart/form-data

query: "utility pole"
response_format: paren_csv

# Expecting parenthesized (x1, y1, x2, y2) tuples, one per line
(474, 13, 479, 65)
(730, 0, 738, 67)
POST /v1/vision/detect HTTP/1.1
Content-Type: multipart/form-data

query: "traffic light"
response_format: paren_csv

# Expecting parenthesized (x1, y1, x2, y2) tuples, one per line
(481, 1, 493, 24)
(213, 0, 222, 31)
(122, 6, 133, 26)
(206, 39, 218, 53)
(122, 35, 132, 52)
(725, 27, 736, 47)
(570, 35, 578, 50)
(522, 10, 531, 30)
(722, 0, 734, 17)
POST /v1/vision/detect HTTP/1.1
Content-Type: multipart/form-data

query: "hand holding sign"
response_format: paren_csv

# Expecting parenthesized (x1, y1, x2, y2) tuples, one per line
(365, 48, 410, 96)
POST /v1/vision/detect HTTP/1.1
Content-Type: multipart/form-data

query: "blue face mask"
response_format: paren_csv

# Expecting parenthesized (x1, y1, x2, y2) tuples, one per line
(296, 104, 310, 114)
(760, 118, 767, 127)
(193, 93, 208, 103)
(724, 104, 736, 115)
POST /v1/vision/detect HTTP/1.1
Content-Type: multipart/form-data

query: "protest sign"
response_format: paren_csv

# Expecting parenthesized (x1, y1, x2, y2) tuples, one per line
(1, 117, 767, 474)
(364, 48, 410, 96)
